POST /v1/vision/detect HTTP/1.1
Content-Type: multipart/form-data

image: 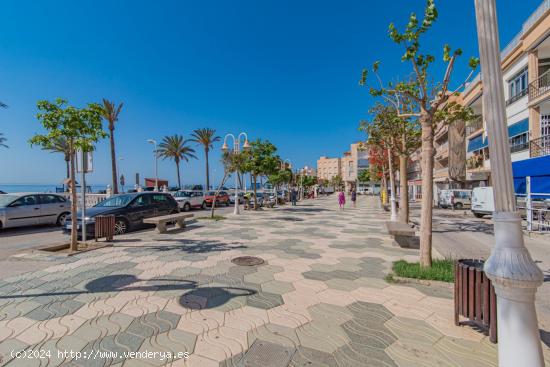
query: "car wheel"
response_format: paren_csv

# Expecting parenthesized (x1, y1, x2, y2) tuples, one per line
(473, 213, 485, 218)
(183, 203, 191, 212)
(201, 202, 207, 210)
(114, 218, 128, 235)
(454, 202, 463, 210)
(56, 212, 70, 226)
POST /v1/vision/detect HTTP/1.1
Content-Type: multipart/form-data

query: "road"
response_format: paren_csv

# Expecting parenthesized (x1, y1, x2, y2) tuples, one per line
(0, 205, 235, 258)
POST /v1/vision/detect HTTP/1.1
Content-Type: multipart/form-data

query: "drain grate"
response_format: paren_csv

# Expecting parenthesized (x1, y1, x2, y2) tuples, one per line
(238, 340, 295, 367)
(231, 256, 265, 266)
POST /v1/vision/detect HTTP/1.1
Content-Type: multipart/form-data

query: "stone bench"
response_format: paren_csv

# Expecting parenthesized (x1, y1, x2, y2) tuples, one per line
(385, 221, 419, 249)
(143, 213, 194, 233)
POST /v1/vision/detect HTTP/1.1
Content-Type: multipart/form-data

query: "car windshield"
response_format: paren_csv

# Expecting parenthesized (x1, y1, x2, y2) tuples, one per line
(207, 191, 217, 196)
(95, 194, 135, 207)
(174, 191, 191, 197)
(0, 195, 18, 207)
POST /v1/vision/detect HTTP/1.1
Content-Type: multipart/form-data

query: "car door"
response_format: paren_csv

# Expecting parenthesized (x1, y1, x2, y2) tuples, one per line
(6, 195, 41, 228)
(38, 194, 68, 224)
(152, 194, 172, 216)
(191, 191, 203, 207)
(127, 194, 153, 226)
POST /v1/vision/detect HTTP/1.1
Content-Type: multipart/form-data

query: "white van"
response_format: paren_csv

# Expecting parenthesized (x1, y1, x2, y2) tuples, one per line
(471, 187, 494, 218)
(438, 189, 472, 209)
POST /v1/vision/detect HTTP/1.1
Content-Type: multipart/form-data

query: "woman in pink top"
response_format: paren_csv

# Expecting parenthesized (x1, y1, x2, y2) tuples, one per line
(338, 190, 346, 211)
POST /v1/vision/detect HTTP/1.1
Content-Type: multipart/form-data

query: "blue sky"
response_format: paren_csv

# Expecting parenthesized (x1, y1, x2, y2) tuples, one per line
(0, 0, 542, 187)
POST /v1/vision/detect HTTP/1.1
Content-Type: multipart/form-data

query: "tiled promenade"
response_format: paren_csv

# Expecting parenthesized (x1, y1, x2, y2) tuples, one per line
(0, 196, 547, 366)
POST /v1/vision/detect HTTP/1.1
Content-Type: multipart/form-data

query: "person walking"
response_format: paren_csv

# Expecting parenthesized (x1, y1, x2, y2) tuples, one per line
(351, 188, 357, 208)
(338, 190, 346, 211)
(291, 187, 298, 206)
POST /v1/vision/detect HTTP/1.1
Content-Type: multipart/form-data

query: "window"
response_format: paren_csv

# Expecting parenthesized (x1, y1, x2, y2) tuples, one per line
(40, 194, 64, 204)
(509, 132, 529, 153)
(152, 194, 168, 204)
(131, 195, 151, 207)
(11, 195, 38, 206)
(507, 67, 528, 104)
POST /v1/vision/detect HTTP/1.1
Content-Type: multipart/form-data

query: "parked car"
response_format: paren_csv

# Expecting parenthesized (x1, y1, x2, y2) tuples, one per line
(228, 192, 245, 204)
(173, 190, 206, 211)
(64, 192, 179, 237)
(204, 191, 230, 207)
(0, 193, 71, 230)
(249, 192, 265, 208)
(471, 187, 494, 218)
(0, 190, 6, 194)
(439, 189, 472, 209)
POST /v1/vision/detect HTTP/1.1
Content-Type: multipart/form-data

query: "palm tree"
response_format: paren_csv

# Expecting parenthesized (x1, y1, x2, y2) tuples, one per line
(0, 133, 7, 148)
(190, 128, 221, 190)
(157, 135, 197, 189)
(42, 137, 71, 179)
(101, 99, 123, 194)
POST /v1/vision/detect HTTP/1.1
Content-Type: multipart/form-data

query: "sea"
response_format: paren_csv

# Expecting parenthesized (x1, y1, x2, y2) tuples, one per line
(0, 184, 108, 194)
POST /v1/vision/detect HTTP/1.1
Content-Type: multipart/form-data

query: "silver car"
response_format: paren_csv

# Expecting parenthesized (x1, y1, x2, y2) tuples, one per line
(0, 193, 71, 230)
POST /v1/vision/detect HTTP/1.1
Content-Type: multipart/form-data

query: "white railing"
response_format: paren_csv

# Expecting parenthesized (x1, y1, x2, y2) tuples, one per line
(61, 193, 108, 208)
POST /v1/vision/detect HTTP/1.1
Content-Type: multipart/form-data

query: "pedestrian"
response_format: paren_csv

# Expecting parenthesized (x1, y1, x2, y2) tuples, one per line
(351, 188, 357, 208)
(338, 190, 346, 211)
(291, 187, 298, 206)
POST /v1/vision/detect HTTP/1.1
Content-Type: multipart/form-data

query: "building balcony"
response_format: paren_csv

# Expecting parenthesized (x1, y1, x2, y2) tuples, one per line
(528, 69, 550, 105)
(435, 142, 449, 161)
(529, 135, 550, 158)
(466, 117, 483, 138)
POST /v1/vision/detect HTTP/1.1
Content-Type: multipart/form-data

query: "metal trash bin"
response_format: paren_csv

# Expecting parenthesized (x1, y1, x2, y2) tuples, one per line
(95, 215, 115, 241)
(454, 259, 497, 343)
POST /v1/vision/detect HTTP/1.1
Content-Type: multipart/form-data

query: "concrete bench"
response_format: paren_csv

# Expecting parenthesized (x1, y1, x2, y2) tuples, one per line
(385, 221, 419, 249)
(143, 213, 194, 233)
(385, 221, 416, 236)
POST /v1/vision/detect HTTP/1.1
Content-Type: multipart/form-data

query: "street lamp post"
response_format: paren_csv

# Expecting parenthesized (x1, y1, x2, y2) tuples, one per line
(118, 157, 124, 193)
(222, 132, 250, 215)
(146, 139, 159, 191)
(474, 1, 544, 366)
(387, 148, 397, 221)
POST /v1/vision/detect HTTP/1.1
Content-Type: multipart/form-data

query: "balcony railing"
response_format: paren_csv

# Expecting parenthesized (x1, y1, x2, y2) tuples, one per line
(506, 88, 528, 105)
(530, 135, 550, 158)
(466, 117, 483, 136)
(510, 141, 529, 153)
(528, 69, 550, 101)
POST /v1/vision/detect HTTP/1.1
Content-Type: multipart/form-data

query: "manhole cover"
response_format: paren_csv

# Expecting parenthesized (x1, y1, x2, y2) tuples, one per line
(232, 256, 264, 266)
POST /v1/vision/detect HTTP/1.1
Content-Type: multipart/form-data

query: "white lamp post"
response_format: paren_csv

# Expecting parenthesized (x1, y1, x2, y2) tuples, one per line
(474, 1, 544, 366)
(222, 132, 250, 215)
(146, 139, 159, 191)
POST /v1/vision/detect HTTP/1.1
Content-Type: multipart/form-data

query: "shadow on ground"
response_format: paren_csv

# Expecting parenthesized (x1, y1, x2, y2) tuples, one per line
(116, 239, 247, 254)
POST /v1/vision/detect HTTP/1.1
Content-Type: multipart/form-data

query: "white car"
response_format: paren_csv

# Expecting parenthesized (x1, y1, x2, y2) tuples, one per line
(0, 193, 71, 229)
(172, 191, 206, 211)
(471, 187, 494, 218)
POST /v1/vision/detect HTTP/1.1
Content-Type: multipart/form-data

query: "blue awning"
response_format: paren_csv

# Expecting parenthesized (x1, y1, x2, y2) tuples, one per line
(467, 134, 485, 152)
(508, 119, 529, 138)
(512, 155, 550, 196)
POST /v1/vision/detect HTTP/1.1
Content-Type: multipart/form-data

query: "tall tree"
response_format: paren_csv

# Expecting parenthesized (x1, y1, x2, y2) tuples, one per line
(242, 139, 279, 210)
(190, 128, 221, 190)
(361, 104, 421, 223)
(29, 98, 106, 250)
(157, 135, 197, 189)
(360, 0, 478, 267)
(42, 137, 71, 180)
(101, 99, 123, 194)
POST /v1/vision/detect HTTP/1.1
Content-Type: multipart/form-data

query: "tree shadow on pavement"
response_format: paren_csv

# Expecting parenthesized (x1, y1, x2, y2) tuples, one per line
(179, 286, 256, 310)
(115, 239, 247, 254)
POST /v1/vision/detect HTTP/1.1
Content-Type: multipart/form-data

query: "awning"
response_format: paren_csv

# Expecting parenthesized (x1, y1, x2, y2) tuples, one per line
(512, 155, 550, 196)
(508, 119, 529, 138)
(467, 134, 486, 152)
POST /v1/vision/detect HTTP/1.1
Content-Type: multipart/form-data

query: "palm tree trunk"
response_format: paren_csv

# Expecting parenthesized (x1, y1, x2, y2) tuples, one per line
(398, 155, 409, 223)
(205, 149, 210, 190)
(109, 128, 119, 194)
(176, 161, 181, 189)
(69, 143, 78, 251)
(419, 113, 434, 268)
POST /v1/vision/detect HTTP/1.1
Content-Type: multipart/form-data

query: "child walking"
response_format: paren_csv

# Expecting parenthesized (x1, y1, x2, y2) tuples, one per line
(338, 190, 346, 211)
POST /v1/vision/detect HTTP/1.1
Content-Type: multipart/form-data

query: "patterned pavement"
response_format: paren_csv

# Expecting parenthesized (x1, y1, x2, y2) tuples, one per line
(0, 195, 547, 366)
